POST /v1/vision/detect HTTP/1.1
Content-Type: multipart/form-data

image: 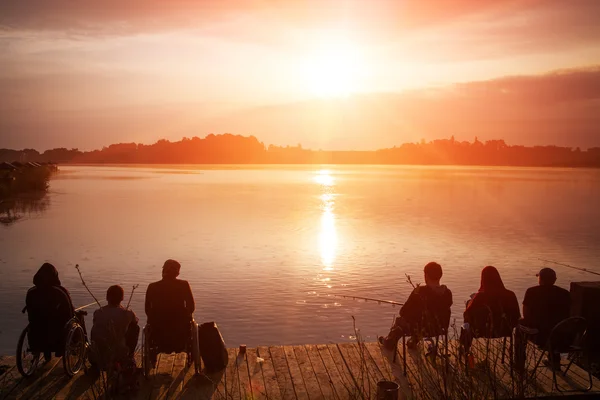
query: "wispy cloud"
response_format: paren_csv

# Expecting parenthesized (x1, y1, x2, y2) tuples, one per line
(1, 1, 600, 149)
(2, 66, 600, 150)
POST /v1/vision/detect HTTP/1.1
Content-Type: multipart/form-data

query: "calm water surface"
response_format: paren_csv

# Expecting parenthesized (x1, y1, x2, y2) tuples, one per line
(1, 165, 599, 354)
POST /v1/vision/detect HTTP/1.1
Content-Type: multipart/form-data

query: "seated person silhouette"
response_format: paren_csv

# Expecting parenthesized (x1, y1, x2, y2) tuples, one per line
(462, 266, 521, 349)
(145, 260, 195, 356)
(25, 263, 75, 361)
(515, 268, 570, 371)
(90, 285, 139, 369)
(379, 262, 453, 350)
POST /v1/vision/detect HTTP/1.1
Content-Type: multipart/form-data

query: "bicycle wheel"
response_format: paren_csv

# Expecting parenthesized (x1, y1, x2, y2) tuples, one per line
(16, 325, 40, 378)
(63, 323, 86, 377)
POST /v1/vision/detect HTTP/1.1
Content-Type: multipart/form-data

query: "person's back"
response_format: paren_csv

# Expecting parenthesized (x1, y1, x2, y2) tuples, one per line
(523, 268, 571, 344)
(401, 284, 453, 335)
(91, 285, 139, 369)
(145, 260, 195, 351)
(464, 266, 520, 337)
(380, 262, 452, 350)
(25, 263, 74, 354)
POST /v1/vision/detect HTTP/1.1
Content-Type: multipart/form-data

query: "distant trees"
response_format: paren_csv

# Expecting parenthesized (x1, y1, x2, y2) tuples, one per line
(0, 134, 599, 167)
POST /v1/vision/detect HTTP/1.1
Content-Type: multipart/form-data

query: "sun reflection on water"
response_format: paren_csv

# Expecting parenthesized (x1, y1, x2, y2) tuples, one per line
(314, 169, 335, 186)
(315, 170, 337, 270)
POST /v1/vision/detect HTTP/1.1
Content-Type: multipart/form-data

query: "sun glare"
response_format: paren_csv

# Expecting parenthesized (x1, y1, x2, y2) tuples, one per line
(313, 170, 335, 186)
(302, 34, 365, 98)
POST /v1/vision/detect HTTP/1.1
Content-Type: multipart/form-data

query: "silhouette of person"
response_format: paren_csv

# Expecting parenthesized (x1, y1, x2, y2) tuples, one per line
(515, 268, 570, 371)
(25, 263, 75, 361)
(145, 260, 195, 353)
(461, 266, 520, 353)
(90, 285, 139, 369)
(379, 262, 453, 350)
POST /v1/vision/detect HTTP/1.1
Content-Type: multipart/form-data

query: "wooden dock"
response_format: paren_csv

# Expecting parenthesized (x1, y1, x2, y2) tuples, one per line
(1, 339, 599, 399)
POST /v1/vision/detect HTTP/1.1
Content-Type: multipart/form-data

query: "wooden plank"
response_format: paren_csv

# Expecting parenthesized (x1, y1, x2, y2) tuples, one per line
(0, 359, 22, 400)
(292, 346, 324, 400)
(363, 342, 393, 381)
(303, 345, 335, 400)
(215, 348, 241, 400)
(256, 346, 282, 400)
(246, 348, 267, 400)
(282, 346, 309, 400)
(149, 353, 175, 400)
(370, 340, 410, 388)
(316, 344, 352, 399)
(269, 346, 296, 400)
(236, 350, 252, 400)
(337, 343, 372, 398)
(325, 344, 360, 397)
(174, 355, 221, 400)
(6, 357, 62, 400)
(53, 363, 103, 400)
(23, 361, 70, 400)
(163, 353, 187, 398)
(350, 342, 385, 392)
(394, 339, 443, 400)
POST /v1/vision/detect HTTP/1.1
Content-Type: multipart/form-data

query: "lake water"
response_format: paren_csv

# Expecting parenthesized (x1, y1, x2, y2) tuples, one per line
(1, 165, 599, 354)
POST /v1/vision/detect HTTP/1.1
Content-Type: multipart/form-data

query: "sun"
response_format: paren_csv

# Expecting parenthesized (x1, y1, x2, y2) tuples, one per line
(302, 34, 364, 98)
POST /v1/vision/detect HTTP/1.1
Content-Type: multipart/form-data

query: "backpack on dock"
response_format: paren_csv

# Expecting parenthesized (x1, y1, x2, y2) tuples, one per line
(198, 321, 228, 373)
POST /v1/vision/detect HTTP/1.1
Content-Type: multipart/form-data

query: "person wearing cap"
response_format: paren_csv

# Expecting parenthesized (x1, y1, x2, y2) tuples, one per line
(515, 267, 570, 371)
(379, 262, 453, 351)
(145, 260, 196, 353)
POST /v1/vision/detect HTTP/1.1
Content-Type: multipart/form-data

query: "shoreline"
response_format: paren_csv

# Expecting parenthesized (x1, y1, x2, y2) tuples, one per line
(62, 162, 600, 170)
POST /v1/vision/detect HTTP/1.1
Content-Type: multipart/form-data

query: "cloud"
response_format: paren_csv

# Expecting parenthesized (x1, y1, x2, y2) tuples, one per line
(2, 66, 600, 151)
(451, 67, 600, 104)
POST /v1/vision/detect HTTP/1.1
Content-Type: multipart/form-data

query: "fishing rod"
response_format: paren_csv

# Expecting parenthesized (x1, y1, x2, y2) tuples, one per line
(332, 293, 404, 306)
(75, 302, 99, 312)
(21, 301, 99, 314)
(538, 258, 600, 277)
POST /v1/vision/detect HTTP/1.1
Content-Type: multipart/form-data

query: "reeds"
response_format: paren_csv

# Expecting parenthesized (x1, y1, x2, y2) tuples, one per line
(347, 317, 550, 400)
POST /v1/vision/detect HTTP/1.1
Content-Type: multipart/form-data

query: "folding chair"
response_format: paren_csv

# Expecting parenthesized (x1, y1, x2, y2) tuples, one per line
(529, 317, 592, 393)
(460, 305, 515, 376)
(393, 322, 449, 376)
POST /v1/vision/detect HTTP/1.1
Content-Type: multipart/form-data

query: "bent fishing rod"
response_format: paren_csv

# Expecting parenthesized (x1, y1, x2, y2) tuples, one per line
(75, 302, 99, 312)
(538, 258, 600, 277)
(21, 301, 98, 314)
(332, 293, 404, 306)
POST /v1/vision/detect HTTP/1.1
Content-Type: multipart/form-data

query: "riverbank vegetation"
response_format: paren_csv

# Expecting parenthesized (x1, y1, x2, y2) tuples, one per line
(1, 134, 600, 167)
(0, 163, 55, 225)
(0, 163, 55, 199)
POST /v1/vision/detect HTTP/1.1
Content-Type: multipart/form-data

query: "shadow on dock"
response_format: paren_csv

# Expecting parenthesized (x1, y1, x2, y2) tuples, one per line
(1, 340, 600, 399)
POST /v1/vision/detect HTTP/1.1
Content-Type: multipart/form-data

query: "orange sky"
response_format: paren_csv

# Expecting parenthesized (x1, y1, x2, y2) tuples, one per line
(1, 0, 600, 150)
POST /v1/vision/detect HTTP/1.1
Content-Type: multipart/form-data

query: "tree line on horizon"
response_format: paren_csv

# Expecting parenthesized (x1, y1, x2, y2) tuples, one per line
(1, 134, 599, 167)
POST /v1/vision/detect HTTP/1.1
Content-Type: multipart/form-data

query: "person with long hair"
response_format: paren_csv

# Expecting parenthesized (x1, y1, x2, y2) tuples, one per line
(463, 266, 520, 339)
